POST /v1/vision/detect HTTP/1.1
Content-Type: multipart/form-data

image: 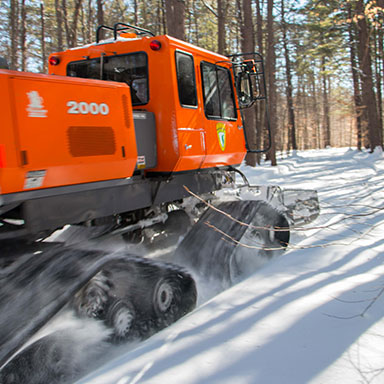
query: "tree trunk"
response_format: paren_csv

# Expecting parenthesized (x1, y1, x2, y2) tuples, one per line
(55, 0, 63, 51)
(97, 0, 105, 40)
(217, 0, 226, 54)
(158, 0, 166, 35)
(62, 0, 70, 47)
(255, 0, 263, 54)
(347, 4, 362, 150)
(20, 0, 27, 71)
(374, 32, 383, 145)
(134, 0, 138, 25)
(192, 0, 199, 44)
(9, 0, 18, 70)
(380, 3, 384, 111)
(301, 83, 310, 149)
(165, 0, 185, 40)
(61, 0, 83, 48)
(87, 0, 92, 43)
(356, 0, 382, 151)
(321, 57, 331, 147)
(70, 0, 83, 47)
(240, 0, 257, 166)
(162, 0, 167, 35)
(281, 0, 297, 151)
(254, 0, 265, 163)
(310, 71, 321, 148)
(40, 3, 47, 73)
(379, 30, 384, 145)
(266, 0, 277, 165)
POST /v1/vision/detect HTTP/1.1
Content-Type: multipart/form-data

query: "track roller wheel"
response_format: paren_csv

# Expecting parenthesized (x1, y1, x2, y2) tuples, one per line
(106, 300, 135, 340)
(73, 271, 111, 320)
(153, 278, 174, 315)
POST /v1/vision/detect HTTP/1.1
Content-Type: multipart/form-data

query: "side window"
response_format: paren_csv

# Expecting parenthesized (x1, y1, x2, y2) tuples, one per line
(201, 63, 220, 118)
(217, 67, 236, 119)
(175, 51, 197, 107)
(67, 52, 149, 106)
(104, 53, 148, 105)
(67, 59, 101, 80)
(201, 62, 237, 120)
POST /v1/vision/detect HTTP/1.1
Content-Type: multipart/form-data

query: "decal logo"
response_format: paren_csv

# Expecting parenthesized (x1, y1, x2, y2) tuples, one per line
(216, 123, 227, 151)
(27, 91, 47, 118)
(67, 101, 109, 115)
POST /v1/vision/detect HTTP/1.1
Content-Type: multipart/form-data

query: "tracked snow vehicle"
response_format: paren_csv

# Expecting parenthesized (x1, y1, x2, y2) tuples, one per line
(0, 23, 319, 382)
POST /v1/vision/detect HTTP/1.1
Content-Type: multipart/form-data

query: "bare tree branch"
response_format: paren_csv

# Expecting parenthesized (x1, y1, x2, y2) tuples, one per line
(200, 0, 218, 17)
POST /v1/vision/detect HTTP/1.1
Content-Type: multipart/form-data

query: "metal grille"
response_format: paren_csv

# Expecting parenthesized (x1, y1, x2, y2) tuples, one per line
(122, 94, 131, 129)
(67, 126, 116, 157)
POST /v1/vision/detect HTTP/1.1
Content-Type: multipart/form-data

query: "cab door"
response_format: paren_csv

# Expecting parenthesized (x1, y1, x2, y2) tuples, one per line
(173, 50, 206, 172)
(199, 62, 246, 168)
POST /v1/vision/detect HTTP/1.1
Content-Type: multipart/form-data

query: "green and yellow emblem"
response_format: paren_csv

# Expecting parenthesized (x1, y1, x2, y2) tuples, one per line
(216, 123, 227, 151)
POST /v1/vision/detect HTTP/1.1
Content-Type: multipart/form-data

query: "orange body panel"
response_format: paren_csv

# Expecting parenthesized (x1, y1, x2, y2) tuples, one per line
(0, 70, 137, 194)
(49, 35, 247, 174)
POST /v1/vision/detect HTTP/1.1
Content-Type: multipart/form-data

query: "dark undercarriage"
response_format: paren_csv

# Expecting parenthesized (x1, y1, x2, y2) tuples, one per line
(0, 168, 236, 241)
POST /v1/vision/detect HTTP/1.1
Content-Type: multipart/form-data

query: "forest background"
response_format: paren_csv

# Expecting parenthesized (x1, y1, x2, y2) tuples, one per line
(0, 0, 383, 165)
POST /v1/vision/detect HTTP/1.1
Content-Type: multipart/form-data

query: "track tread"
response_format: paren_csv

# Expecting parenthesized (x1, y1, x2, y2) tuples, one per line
(175, 200, 289, 286)
(0, 247, 196, 371)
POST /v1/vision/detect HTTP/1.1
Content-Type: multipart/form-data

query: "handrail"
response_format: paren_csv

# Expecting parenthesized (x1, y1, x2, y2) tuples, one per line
(96, 25, 114, 43)
(113, 23, 155, 39)
(96, 23, 155, 43)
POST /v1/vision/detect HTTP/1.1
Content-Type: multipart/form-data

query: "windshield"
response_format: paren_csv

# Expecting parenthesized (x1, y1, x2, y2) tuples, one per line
(67, 52, 149, 106)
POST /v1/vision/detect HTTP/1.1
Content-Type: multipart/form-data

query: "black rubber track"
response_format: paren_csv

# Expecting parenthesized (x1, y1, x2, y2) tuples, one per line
(174, 200, 290, 286)
(0, 247, 196, 379)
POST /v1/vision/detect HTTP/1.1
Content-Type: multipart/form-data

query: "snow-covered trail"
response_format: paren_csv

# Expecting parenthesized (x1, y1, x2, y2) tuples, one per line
(78, 148, 384, 384)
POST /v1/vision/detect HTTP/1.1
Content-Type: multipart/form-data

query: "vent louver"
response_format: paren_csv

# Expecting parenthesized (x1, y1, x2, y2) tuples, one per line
(68, 126, 116, 157)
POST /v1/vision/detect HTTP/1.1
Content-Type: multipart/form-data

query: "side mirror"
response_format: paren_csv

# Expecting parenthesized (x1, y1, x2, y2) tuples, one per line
(230, 54, 266, 109)
(229, 52, 271, 154)
(236, 72, 253, 108)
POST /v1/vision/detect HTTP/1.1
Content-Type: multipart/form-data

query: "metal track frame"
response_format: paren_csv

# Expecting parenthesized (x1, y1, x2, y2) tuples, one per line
(0, 169, 232, 240)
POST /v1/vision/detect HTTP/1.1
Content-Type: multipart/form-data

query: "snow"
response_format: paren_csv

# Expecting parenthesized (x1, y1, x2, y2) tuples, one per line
(78, 147, 384, 384)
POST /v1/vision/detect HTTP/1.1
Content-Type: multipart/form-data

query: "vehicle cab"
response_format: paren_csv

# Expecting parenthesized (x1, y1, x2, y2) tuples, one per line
(48, 24, 249, 173)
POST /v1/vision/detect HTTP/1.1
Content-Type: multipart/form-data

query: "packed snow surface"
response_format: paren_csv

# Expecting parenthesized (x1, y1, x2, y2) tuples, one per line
(78, 148, 384, 384)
